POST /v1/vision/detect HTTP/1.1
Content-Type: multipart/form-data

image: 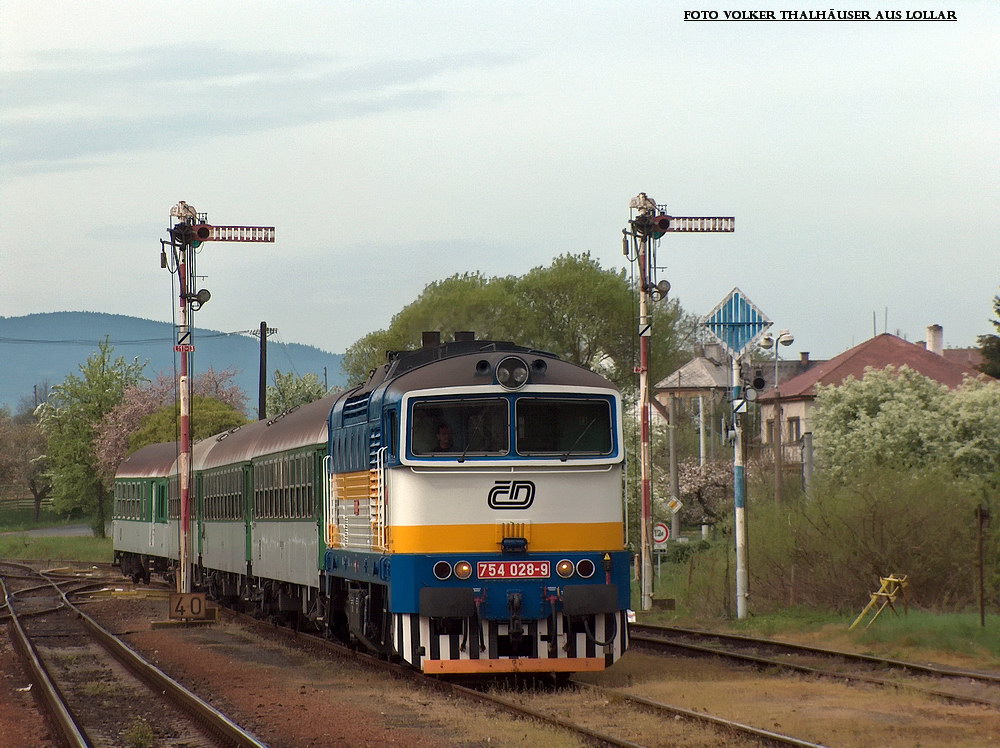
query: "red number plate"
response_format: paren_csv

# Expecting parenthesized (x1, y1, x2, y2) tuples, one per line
(477, 561, 551, 579)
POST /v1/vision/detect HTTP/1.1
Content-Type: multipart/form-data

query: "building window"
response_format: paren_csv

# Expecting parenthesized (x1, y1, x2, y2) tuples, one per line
(787, 417, 801, 442)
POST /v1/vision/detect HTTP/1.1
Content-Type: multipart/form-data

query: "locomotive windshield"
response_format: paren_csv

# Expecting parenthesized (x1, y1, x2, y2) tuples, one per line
(409, 395, 614, 459)
(516, 398, 613, 456)
(411, 398, 508, 456)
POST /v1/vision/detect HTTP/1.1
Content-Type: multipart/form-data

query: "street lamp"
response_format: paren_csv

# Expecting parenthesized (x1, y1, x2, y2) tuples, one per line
(759, 330, 794, 504)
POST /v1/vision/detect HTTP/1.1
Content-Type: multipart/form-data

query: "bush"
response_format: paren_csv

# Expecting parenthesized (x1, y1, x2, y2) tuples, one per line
(747, 466, 995, 613)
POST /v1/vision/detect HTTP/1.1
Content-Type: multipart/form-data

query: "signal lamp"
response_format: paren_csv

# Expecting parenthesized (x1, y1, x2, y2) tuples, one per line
(432, 561, 452, 581)
(556, 559, 575, 579)
(649, 213, 671, 239)
(496, 357, 529, 390)
(183, 288, 212, 311)
(454, 561, 473, 580)
(191, 224, 212, 242)
(170, 223, 195, 246)
(575, 559, 596, 578)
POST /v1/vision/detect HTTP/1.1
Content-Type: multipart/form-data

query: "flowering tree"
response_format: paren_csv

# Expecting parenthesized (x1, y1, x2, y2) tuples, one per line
(93, 369, 247, 481)
(813, 365, 1000, 482)
(659, 457, 732, 526)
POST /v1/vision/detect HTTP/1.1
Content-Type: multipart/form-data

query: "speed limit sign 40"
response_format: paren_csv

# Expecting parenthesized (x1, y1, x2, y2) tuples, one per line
(653, 522, 670, 548)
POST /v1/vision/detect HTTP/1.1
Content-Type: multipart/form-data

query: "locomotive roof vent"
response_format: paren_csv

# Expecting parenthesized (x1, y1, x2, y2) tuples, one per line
(421, 331, 441, 348)
(496, 356, 530, 390)
(454, 330, 475, 342)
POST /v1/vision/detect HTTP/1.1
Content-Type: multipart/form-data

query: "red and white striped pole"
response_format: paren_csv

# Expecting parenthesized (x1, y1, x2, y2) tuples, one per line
(176, 243, 192, 594)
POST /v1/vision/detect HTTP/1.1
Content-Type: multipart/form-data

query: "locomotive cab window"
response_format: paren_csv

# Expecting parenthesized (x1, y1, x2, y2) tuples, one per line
(515, 398, 613, 456)
(410, 398, 508, 457)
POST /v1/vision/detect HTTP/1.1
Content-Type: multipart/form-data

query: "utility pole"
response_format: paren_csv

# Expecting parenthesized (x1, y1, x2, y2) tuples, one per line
(164, 202, 275, 594)
(252, 322, 278, 420)
(624, 194, 734, 612)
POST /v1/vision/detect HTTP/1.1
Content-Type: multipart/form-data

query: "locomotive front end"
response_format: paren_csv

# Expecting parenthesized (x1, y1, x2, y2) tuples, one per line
(377, 345, 631, 674)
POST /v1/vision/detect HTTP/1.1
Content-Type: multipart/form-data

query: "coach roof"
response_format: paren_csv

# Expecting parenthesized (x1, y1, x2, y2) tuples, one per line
(199, 391, 339, 469)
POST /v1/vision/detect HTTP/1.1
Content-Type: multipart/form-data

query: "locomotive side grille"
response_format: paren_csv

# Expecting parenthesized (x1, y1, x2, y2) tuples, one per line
(368, 429, 382, 467)
(342, 394, 371, 423)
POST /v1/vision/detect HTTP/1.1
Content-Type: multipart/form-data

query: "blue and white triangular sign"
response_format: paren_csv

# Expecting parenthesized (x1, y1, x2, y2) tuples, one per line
(702, 287, 772, 357)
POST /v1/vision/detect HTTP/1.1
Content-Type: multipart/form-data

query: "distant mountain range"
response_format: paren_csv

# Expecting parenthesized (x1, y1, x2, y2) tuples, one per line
(0, 312, 346, 414)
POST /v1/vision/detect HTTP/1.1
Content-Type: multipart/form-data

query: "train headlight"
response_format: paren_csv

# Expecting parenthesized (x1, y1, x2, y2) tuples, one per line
(454, 561, 473, 580)
(432, 561, 453, 580)
(575, 559, 596, 578)
(556, 559, 575, 578)
(496, 357, 529, 390)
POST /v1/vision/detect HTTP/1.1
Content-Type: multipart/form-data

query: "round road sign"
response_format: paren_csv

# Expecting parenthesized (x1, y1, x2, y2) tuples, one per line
(653, 522, 669, 544)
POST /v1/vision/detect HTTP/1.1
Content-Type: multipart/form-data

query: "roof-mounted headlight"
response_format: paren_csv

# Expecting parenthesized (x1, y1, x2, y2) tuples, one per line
(496, 356, 529, 390)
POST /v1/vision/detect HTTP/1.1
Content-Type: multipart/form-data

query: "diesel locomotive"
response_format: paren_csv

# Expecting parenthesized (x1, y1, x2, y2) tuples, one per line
(113, 332, 631, 674)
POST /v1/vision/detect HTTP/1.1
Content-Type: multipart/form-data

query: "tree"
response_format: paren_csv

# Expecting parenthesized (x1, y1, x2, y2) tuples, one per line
(93, 369, 247, 480)
(266, 370, 329, 416)
(129, 396, 248, 452)
(669, 457, 732, 526)
(0, 406, 52, 521)
(341, 253, 694, 391)
(976, 293, 1000, 378)
(37, 340, 146, 535)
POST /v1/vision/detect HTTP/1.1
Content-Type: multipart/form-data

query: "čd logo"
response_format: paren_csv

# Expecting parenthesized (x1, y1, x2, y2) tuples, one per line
(488, 480, 535, 509)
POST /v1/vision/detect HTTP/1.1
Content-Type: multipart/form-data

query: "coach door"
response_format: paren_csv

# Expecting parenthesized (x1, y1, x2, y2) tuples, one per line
(244, 464, 253, 565)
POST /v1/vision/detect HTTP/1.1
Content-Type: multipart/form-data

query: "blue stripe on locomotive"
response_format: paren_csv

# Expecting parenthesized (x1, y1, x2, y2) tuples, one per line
(323, 548, 631, 619)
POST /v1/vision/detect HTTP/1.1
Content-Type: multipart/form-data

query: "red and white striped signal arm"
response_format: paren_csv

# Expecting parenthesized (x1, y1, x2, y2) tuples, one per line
(664, 216, 735, 233)
(191, 224, 276, 242)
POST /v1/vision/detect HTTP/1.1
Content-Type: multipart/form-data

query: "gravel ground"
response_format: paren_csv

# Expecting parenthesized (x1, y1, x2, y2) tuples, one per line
(81, 595, 579, 748)
(3, 581, 997, 748)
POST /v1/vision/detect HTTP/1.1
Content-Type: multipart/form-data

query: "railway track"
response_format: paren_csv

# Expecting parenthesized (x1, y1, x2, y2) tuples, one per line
(223, 607, 828, 746)
(630, 622, 1000, 708)
(0, 561, 266, 748)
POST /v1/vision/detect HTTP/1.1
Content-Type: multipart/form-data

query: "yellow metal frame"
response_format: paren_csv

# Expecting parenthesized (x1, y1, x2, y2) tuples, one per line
(849, 574, 909, 630)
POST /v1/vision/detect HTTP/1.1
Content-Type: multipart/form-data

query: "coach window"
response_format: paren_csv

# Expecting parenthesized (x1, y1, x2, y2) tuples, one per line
(515, 398, 613, 457)
(410, 398, 508, 457)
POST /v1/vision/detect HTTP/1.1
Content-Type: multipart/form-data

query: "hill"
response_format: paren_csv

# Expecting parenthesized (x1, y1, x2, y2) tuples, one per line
(0, 312, 346, 414)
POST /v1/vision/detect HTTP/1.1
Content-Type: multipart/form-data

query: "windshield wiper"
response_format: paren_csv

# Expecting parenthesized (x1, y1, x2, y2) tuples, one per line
(561, 417, 598, 461)
(458, 413, 486, 463)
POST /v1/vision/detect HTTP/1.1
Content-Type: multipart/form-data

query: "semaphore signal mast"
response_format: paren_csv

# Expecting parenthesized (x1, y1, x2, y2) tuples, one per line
(163, 201, 275, 594)
(623, 193, 734, 612)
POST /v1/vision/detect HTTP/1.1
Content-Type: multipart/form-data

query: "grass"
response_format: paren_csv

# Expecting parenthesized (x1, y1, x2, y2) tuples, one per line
(123, 718, 155, 748)
(633, 569, 1000, 667)
(851, 610, 1000, 660)
(0, 534, 112, 563)
(0, 505, 82, 533)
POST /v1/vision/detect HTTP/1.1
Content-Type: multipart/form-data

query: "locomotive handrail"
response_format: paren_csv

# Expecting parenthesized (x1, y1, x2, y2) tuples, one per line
(372, 446, 388, 551)
(323, 455, 337, 547)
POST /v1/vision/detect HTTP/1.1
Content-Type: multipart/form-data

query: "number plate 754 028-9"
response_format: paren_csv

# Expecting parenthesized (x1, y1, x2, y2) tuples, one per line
(476, 561, 551, 579)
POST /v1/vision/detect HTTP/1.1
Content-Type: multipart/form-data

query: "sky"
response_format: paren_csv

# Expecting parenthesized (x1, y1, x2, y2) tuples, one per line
(2, 1, 997, 365)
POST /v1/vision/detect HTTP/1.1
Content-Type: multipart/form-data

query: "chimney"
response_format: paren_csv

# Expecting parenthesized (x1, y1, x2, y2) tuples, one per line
(926, 324, 943, 356)
(421, 331, 441, 348)
(800, 352, 810, 364)
(693, 343, 705, 358)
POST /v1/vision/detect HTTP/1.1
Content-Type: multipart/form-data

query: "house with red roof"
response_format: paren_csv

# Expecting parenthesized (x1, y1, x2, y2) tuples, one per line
(757, 329, 987, 454)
